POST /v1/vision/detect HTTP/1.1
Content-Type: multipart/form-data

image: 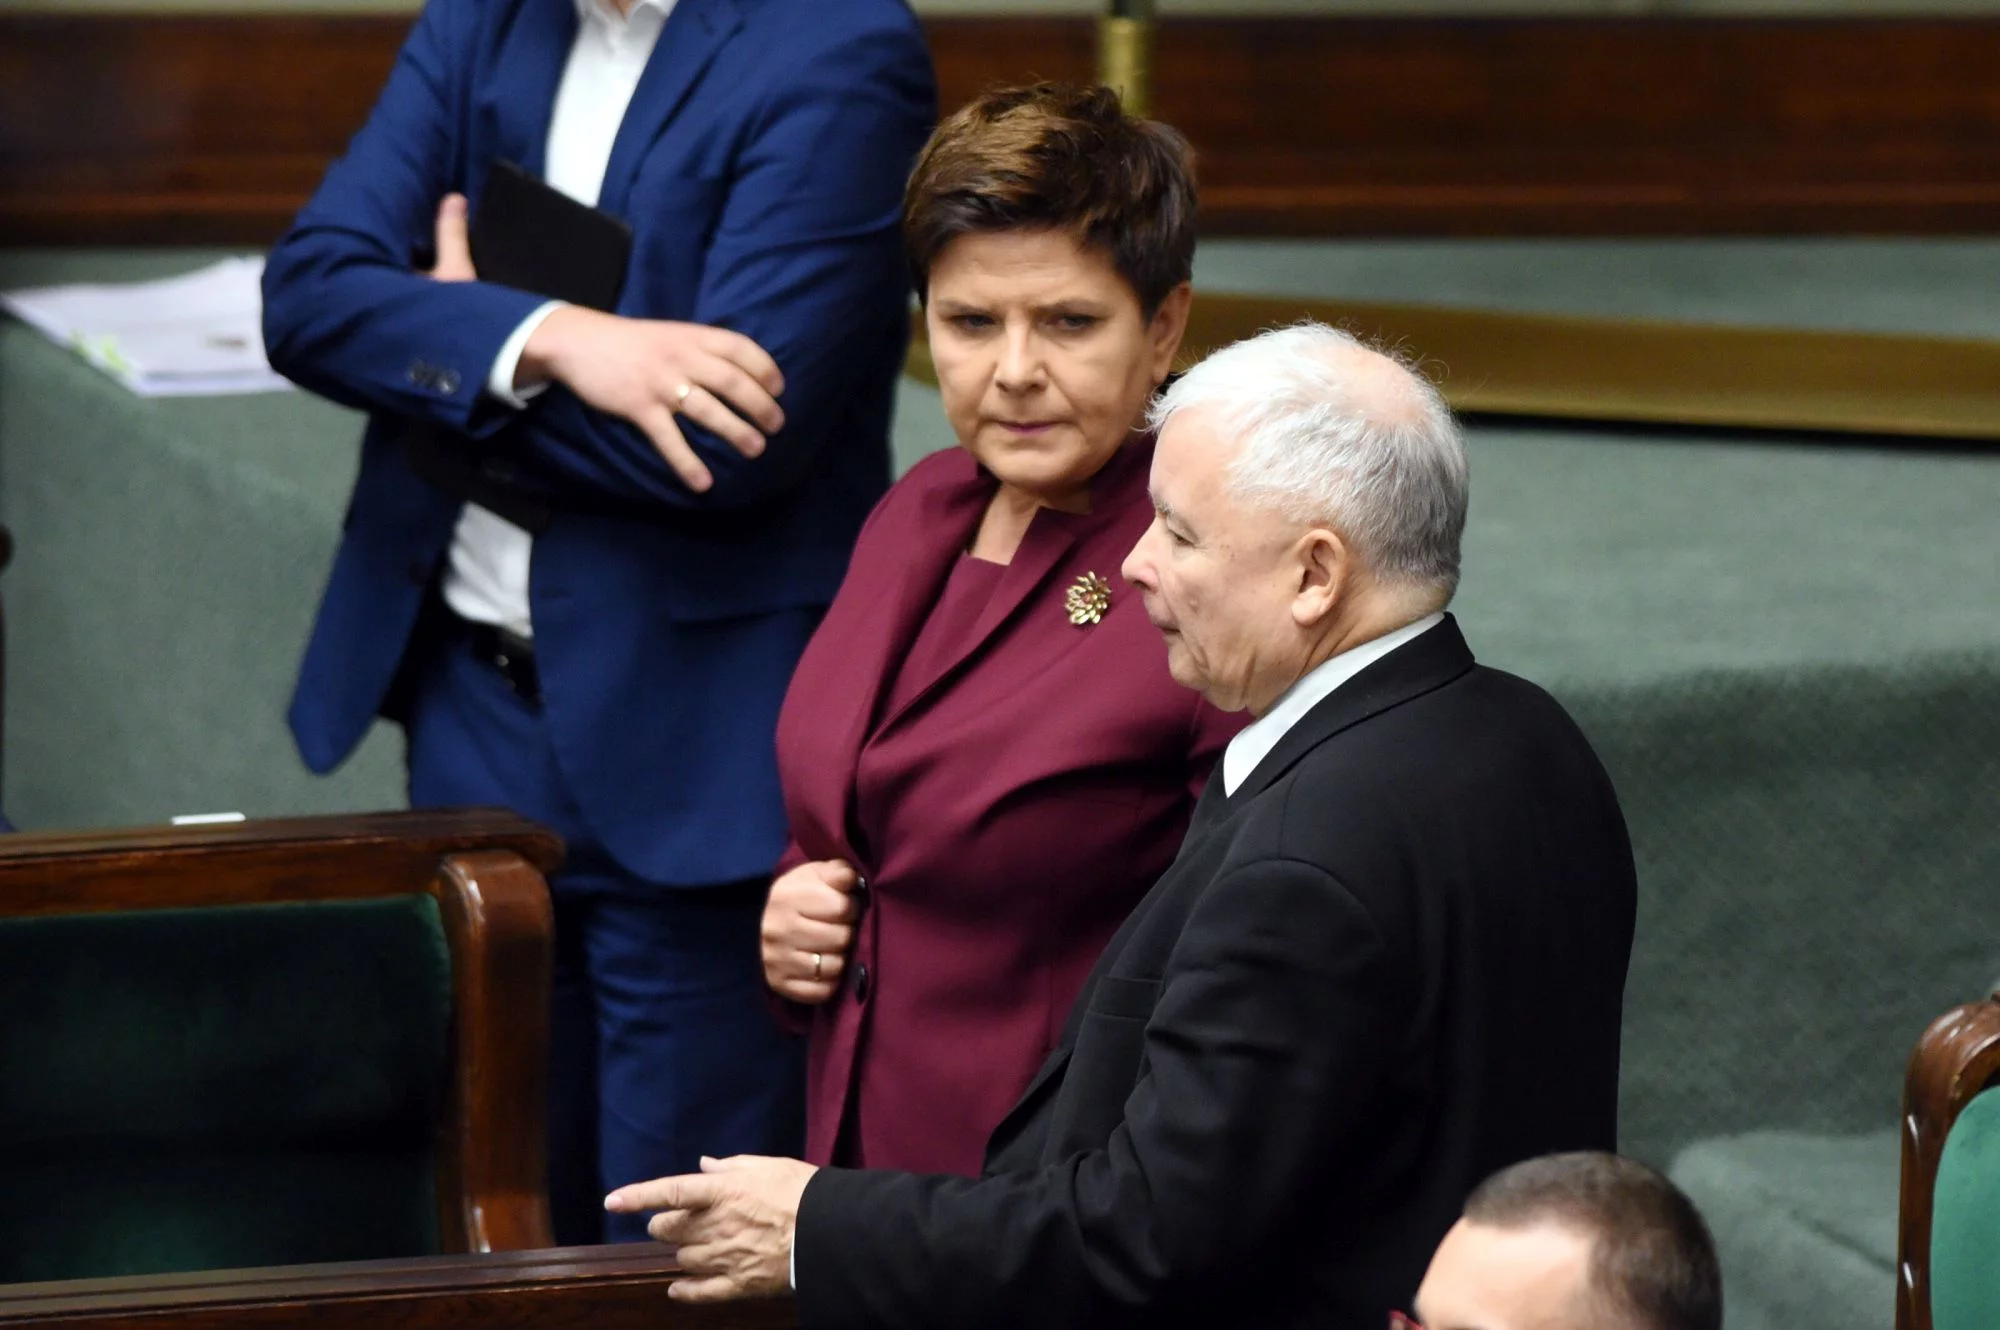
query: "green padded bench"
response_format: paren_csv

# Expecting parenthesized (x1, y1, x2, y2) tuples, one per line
(1926, 1090, 2000, 1330)
(0, 809, 560, 1282)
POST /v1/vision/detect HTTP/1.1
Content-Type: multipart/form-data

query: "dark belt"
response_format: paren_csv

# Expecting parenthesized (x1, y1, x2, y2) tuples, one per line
(463, 620, 542, 706)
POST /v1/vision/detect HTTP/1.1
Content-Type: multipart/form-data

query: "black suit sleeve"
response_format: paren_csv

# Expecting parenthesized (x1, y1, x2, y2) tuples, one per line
(793, 858, 1402, 1330)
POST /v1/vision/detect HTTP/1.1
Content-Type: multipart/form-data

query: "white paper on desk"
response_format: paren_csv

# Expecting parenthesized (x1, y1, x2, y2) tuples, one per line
(0, 256, 294, 397)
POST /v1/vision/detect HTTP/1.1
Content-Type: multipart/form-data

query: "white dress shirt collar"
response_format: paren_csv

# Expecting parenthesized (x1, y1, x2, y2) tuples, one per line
(574, 0, 675, 57)
(575, 0, 676, 26)
(1221, 612, 1447, 796)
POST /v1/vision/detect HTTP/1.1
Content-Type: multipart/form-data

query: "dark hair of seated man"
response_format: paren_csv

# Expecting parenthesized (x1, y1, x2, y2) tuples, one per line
(1405, 1151, 1723, 1330)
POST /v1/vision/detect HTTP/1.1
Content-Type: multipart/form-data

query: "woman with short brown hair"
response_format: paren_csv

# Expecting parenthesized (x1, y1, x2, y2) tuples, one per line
(760, 83, 1241, 1175)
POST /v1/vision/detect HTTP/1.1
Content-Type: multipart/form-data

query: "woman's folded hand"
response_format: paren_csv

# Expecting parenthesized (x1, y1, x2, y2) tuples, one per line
(760, 859, 860, 1005)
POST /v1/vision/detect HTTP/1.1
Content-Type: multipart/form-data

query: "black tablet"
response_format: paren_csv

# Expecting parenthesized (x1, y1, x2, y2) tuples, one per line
(470, 159, 633, 310)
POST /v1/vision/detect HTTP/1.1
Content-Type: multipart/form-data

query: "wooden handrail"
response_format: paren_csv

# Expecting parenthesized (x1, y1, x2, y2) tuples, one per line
(1896, 991, 2000, 1330)
(0, 1246, 796, 1329)
(0, 808, 563, 915)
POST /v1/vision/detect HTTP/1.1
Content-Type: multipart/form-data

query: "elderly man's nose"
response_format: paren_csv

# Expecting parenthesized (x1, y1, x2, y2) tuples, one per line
(1120, 532, 1153, 588)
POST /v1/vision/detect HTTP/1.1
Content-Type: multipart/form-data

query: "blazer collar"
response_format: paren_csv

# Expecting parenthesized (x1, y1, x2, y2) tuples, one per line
(806, 437, 1156, 866)
(873, 437, 1153, 734)
(496, 1, 581, 182)
(989, 1039, 1069, 1156)
(1226, 613, 1477, 804)
(834, 460, 988, 733)
(873, 513, 1080, 733)
(789, 464, 968, 839)
(595, 0, 745, 215)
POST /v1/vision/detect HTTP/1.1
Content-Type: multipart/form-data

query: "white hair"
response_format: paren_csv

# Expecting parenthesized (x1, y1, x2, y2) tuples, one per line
(1147, 320, 1468, 600)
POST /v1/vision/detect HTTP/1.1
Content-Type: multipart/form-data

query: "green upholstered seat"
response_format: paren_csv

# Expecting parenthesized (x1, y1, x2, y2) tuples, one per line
(0, 895, 453, 1282)
(1932, 1087, 2000, 1330)
(1670, 1130, 1899, 1330)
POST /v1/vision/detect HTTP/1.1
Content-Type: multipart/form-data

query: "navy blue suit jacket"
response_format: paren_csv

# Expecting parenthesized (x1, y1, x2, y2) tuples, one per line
(264, 0, 936, 884)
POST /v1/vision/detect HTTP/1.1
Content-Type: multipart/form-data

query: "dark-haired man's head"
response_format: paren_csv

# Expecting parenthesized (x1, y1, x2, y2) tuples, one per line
(1407, 1152, 1722, 1330)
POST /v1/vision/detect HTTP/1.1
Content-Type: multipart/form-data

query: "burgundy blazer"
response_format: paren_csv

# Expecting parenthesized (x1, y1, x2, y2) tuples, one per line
(774, 434, 1242, 1175)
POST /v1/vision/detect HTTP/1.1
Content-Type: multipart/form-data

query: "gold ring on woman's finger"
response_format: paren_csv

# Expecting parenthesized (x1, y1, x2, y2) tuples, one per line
(672, 381, 693, 412)
(812, 952, 824, 981)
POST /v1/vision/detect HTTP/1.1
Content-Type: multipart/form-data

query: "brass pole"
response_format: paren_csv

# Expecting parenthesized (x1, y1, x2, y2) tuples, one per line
(1098, 0, 1156, 118)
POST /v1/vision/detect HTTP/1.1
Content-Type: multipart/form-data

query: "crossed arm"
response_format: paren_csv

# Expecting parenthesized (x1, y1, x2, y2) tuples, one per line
(424, 190, 782, 492)
(261, 0, 932, 513)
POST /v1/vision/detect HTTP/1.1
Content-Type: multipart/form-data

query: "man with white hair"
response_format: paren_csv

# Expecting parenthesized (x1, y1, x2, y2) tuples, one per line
(606, 322, 1639, 1329)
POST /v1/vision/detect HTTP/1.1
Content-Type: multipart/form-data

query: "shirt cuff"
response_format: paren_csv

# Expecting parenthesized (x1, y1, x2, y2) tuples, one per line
(789, 1236, 797, 1290)
(485, 300, 565, 408)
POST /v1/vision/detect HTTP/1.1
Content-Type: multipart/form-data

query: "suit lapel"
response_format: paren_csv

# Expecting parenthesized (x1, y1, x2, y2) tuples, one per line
(595, 0, 745, 216)
(1230, 615, 1477, 804)
(873, 506, 1083, 735)
(879, 438, 1152, 734)
(986, 1043, 1072, 1155)
(488, 0, 580, 180)
(802, 468, 986, 857)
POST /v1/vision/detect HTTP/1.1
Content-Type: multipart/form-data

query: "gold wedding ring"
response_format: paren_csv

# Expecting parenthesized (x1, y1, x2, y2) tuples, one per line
(811, 952, 824, 981)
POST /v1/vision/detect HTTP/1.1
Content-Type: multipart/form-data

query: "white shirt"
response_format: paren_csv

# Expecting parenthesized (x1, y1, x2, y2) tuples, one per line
(1221, 613, 1447, 796)
(440, 0, 677, 638)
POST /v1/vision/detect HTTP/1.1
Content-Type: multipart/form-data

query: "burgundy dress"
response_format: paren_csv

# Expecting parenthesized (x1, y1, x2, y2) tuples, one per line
(773, 435, 1243, 1175)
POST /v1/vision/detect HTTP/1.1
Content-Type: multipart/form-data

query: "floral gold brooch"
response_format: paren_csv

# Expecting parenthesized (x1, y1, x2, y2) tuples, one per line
(1065, 571, 1112, 627)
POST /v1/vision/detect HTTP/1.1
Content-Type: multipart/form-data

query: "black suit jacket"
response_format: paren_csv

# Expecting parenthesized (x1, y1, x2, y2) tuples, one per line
(794, 617, 1637, 1329)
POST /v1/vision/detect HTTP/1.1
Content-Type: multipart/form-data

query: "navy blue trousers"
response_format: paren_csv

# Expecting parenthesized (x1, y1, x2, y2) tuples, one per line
(404, 628, 804, 1244)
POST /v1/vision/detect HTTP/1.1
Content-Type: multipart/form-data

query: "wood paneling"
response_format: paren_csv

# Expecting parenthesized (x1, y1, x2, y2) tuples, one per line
(3, 13, 2000, 241)
(0, 14, 403, 245)
(1153, 17, 2000, 234)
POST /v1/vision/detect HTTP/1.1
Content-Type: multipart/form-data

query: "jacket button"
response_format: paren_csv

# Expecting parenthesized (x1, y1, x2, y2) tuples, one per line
(437, 369, 462, 395)
(852, 875, 870, 914)
(853, 963, 870, 1004)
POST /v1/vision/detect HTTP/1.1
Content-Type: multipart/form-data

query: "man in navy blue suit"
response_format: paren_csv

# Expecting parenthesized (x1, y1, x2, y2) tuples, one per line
(262, 0, 935, 1243)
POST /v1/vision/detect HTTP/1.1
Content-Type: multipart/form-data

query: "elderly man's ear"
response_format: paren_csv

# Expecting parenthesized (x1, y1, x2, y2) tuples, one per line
(1290, 528, 1353, 627)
